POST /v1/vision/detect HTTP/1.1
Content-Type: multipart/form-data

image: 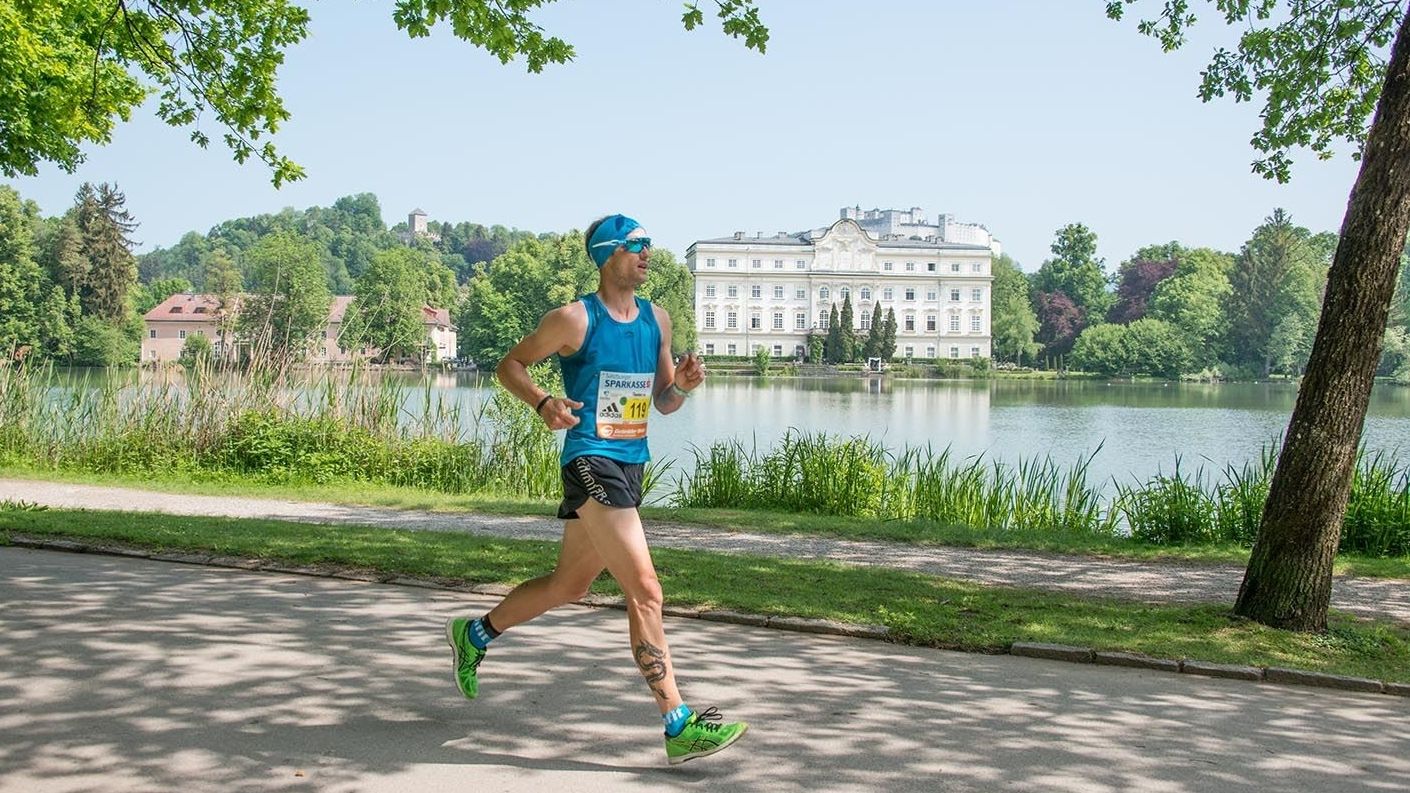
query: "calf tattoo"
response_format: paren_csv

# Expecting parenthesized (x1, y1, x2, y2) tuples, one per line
(634, 640, 669, 700)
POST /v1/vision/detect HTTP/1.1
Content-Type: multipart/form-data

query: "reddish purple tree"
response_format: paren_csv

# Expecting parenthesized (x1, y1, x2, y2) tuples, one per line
(1035, 291, 1085, 358)
(1107, 258, 1178, 324)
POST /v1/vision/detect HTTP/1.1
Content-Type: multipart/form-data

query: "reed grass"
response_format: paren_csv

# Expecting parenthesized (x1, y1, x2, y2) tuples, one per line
(674, 430, 1410, 557)
(6, 362, 1410, 557)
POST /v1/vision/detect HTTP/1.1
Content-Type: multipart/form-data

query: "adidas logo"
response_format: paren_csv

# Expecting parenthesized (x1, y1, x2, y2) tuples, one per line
(602, 403, 621, 417)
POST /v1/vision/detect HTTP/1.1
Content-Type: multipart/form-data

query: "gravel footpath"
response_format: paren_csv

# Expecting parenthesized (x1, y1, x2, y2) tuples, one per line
(3, 477, 1406, 624)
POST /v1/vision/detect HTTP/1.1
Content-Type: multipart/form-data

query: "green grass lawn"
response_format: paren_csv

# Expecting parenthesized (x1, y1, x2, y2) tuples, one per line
(4, 505, 1408, 684)
(4, 465, 1408, 579)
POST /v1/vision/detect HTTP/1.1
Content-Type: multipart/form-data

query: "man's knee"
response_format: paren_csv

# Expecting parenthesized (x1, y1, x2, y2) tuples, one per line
(623, 576, 663, 617)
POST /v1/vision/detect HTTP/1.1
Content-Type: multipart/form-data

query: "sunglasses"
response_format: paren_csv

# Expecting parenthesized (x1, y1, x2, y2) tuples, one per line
(621, 237, 652, 253)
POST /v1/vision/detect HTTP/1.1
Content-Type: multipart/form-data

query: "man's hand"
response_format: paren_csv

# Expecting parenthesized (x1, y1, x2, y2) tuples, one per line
(539, 397, 583, 430)
(675, 352, 706, 392)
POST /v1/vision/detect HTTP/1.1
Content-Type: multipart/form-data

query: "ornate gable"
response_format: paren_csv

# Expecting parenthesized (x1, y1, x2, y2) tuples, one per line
(812, 219, 877, 272)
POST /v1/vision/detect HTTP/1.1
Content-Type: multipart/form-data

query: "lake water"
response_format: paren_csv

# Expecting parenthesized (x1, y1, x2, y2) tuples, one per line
(408, 373, 1410, 488)
(49, 369, 1410, 488)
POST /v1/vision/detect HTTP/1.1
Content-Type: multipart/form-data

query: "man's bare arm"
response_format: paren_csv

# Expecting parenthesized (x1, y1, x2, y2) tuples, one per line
(497, 304, 587, 429)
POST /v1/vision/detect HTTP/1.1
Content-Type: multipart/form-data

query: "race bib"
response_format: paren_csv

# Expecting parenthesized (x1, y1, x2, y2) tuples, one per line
(595, 371, 654, 439)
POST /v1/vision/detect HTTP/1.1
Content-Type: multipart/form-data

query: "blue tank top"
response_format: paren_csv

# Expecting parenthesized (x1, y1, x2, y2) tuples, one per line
(560, 294, 661, 465)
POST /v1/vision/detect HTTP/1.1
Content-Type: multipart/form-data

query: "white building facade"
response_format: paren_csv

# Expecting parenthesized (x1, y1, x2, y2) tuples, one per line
(686, 215, 995, 361)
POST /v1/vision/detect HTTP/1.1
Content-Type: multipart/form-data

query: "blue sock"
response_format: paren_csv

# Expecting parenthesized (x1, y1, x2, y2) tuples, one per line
(466, 615, 499, 651)
(663, 703, 692, 737)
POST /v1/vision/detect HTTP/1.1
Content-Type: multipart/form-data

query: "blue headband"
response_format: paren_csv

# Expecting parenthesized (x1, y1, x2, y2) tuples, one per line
(587, 214, 641, 268)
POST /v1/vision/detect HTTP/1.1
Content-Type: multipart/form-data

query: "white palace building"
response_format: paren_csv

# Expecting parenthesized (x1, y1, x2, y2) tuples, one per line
(686, 207, 998, 361)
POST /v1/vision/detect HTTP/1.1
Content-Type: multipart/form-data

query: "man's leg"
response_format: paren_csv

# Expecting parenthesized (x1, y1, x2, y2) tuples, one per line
(487, 519, 605, 629)
(575, 498, 748, 764)
(446, 519, 604, 699)
(574, 498, 682, 710)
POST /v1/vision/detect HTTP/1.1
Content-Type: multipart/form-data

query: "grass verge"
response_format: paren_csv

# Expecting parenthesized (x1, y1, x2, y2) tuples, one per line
(5, 465, 1409, 579)
(3, 506, 1408, 684)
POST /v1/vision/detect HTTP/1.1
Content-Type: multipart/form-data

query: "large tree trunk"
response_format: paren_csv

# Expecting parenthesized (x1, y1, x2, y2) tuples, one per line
(1234, 9, 1410, 631)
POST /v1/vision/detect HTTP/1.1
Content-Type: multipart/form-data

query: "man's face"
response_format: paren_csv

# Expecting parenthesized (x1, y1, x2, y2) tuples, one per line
(606, 228, 651, 286)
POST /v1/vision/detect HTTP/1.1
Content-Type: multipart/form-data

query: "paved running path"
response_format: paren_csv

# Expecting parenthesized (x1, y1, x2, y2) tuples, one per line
(3, 547, 1408, 793)
(3, 478, 1407, 624)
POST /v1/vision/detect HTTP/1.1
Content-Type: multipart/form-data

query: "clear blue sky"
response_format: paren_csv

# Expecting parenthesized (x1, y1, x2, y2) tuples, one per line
(5, 0, 1369, 271)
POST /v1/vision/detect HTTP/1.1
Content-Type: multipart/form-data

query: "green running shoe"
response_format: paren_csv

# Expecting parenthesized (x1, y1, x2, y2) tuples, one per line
(664, 707, 748, 765)
(444, 617, 486, 699)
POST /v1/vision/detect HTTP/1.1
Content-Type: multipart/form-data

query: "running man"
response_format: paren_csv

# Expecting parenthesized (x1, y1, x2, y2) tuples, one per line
(445, 213, 748, 765)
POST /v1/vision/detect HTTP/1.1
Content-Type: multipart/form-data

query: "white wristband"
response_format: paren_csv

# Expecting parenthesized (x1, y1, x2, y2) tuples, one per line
(670, 382, 692, 399)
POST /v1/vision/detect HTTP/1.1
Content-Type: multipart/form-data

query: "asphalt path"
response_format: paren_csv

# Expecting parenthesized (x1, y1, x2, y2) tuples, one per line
(3, 547, 1407, 793)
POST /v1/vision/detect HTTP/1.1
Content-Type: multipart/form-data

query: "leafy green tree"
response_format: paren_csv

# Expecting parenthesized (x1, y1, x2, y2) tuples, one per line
(861, 301, 884, 361)
(460, 275, 529, 365)
(1267, 314, 1312, 376)
(457, 232, 594, 365)
(879, 308, 898, 361)
(1111, 0, 1410, 630)
(1146, 248, 1234, 367)
(38, 287, 80, 361)
(424, 254, 460, 310)
(2, 1, 768, 185)
(990, 254, 1040, 364)
(71, 315, 136, 366)
(1033, 223, 1113, 318)
(0, 186, 44, 357)
(1070, 323, 1129, 376)
(1125, 318, 1193, 378)
(42, 215, 87, 300)
(1071, 319, 1191, 378)
(1223, 209, 1322, 376)
(824, 304, 842, 363)
(806, 333, 825, 364)
(752, 345, 771, 375)
(179, 333, 215, 369)
(1378, 325, 1410, 381)
(341, 248, 430, 363)
(1129, 241, 1186, 263)
(75, 183, 139, 324)
(838, 293, 857, 363)
(203, 249, 243, 300)
(139, 231, 209, 284)
(202, 249, 242, 355)
(237, 232, 331, 364)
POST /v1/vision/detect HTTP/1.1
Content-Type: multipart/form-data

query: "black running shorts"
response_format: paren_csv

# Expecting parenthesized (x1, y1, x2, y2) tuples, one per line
(558, 455, 645, 520)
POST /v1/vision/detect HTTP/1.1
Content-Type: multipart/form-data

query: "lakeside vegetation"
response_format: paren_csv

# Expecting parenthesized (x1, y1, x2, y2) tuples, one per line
(4, 363, 1408, 563)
